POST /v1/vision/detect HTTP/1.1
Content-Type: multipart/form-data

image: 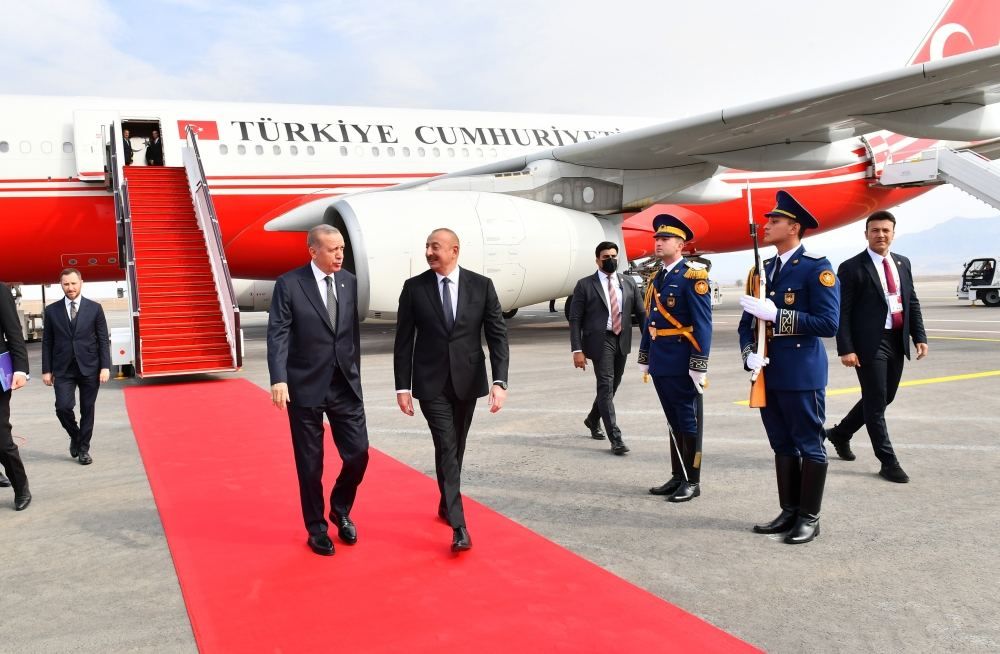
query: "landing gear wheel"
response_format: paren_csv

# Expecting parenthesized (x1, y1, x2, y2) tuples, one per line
(502, 309, 518, 319)
(981, 289, 1000, 307)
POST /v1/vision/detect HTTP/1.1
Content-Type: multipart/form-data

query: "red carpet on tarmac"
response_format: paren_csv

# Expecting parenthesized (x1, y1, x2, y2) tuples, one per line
(125, 378, 757, 653)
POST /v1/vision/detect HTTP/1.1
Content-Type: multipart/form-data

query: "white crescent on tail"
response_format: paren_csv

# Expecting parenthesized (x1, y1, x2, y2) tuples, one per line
(930, 23, 974, 61)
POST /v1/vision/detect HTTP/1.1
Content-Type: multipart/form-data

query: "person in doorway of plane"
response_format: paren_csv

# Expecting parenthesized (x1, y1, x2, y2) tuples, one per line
(145, 129, 163, 165)
(1, 282, 31, 510)
(122, 128, 133, 165)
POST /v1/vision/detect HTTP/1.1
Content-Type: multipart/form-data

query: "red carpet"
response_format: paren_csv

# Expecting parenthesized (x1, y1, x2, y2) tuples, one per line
(125, 378, 757, 653)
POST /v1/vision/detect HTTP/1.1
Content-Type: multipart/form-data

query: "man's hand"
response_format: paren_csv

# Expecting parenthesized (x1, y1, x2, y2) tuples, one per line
(11, 373, 27, 390)
(739, 295, 778, 322)
(488, 385, 507, 413)
(42, 372, 53, 387)
(397, 391, 415, 416)
(916, 342, 929, 360)
(573, 352, 587, 370)
(99, 368, 110, 383)
(746, 352, 769, 370)
(689, 369, 706, 394)
(271, 383, 289, 410)
(840, 353, 860, 367)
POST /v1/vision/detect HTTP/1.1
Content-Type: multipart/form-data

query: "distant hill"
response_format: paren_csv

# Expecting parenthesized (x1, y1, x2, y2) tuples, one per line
(890, 216, 1000, 275)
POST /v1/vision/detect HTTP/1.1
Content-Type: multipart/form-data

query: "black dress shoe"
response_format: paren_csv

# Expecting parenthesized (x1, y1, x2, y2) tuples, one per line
(610, 438, 630, 455)
(879, 463, 910, 483)
(583, 417, 605, 440)
(0, 472, 10, 488)
(331, 513, 357, 544)
(825, 429, 856, 461)
(648, 478, 683, 496)
(451, 526, 472, 552)
(752, 508, 798, 534)
(307, 533, 335, 556)
(70, 446, 79, 459)
(78, 452, 93, 465)
(668, 482, 700, 503)
(784, 514, 820, 544)
(14, 491, 31, 511)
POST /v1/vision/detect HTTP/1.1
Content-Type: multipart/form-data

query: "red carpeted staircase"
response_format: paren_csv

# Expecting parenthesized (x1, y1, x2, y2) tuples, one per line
(124, 166, 235, 376)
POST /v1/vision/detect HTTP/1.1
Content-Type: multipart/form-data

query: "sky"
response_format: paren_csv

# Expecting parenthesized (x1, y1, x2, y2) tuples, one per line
(2, 0, 996, 294)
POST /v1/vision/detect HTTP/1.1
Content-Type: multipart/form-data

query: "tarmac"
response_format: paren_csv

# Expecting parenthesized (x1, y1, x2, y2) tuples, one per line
(2, 279, 998, 653)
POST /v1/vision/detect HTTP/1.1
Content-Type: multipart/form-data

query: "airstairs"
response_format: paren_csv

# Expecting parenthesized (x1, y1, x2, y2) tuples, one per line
(879, 147, 1000, 211)
(108, 125, 242, 377)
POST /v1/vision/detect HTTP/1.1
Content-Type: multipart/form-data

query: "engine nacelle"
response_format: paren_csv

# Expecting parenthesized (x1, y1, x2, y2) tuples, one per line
(233, 279, 276, 312)
(326, 191, 620, 319)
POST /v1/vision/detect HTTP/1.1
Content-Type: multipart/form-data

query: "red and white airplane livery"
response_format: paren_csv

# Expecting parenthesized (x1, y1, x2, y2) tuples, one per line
(2, 0, 1000, 317)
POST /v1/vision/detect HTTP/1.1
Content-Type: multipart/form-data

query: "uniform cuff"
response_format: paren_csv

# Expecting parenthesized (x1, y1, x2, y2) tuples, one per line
(637, 350, 649, 365)
(776, 309, 798, 335)
(689, 355, 708, 372)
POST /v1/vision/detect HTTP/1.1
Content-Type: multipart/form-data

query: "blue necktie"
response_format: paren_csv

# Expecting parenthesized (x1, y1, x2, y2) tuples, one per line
(441, 278, 455, 331)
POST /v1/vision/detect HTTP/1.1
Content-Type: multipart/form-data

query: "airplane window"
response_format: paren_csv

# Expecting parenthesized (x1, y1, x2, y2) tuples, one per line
(290, 145, 299, 155)
(20, 141, 30, 154)
(402, 147, 411, 157)
(489, 148, 497, 158)
(307, 146, 315, 155)
(0, 141, 8, 153)
(255, 145, 264, 155)
(237, 144, 247, 155)
(387, 147, 395, 157)
(371, 147, 380, 157)
(63, 142, 73, 153)
(339, 146, 348, 156)
(219, 144, 229, 155)
(417, 147, 426, 157)
(446, 148, 455, 157)
(461, 148, 469, 158)
(355, 146, 364, 157)
(476, 148, 483, 158)
(583, 186, 595, 203)
(41, 141, 52, 154)
(273, 145, 281, 155)
(553, 193, 564, 204)
(432, 147, 440, 157)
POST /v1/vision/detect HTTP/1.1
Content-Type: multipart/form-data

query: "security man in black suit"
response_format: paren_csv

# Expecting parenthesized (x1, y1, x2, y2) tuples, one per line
(123, 128, 134, 165)
(637, 214, 713, 503)
(825, 210, 928, 483)
(1, 282, 31, 510)
(42, 268, 111, 466)
(267, 224, 370, 556)
(145, 129, 163, 166)
(568, 241, 645, 455)
(394, 227, 510, 552)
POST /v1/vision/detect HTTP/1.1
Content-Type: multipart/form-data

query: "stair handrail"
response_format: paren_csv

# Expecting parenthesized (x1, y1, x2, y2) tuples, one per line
(183, 125, 243, 369)
(106, 121, 143, 374)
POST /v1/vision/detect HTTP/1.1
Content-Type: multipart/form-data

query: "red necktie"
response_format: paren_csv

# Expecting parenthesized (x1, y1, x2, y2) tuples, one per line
(883, 257, 903, 329)
(608, 275, 622, 335)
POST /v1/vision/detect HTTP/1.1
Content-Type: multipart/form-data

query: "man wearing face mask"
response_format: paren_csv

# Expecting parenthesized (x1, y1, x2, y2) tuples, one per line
(568, 242, 646, 455)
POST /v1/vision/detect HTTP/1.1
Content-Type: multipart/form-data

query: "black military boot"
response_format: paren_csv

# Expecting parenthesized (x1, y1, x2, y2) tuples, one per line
(784, 459, 828, 544)
(649, 430, 684, 495)
(753, 455, 801, 534)
(668, 434, 700, 502)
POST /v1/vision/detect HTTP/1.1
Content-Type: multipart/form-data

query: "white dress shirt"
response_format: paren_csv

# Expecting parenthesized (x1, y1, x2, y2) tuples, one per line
(65, 295, 82, 320)
(867, 248, 902, 329)
(598, 270, 623, 331)
(311, 261, 337, 306)
(435, 267, 460, 319)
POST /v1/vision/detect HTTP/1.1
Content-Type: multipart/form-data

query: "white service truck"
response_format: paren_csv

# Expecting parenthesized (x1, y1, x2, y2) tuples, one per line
(957, 257, 1000, 307)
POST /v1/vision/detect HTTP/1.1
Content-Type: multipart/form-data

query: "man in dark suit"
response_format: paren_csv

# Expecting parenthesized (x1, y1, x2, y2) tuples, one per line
(42, 268, 111, 466)
(1, 282, 31, 509)
(569, 241, 645, 455)
(825, 210, 928, 483)
(267, 224, 370, 556)
(122, 128, 134, 165)
(145, 129, 163, 166)
(394, 228, 509, 552)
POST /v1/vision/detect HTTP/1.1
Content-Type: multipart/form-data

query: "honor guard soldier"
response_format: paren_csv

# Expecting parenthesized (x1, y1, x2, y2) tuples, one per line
(638, 214, 712, 503)
(738, 191, 840, 544)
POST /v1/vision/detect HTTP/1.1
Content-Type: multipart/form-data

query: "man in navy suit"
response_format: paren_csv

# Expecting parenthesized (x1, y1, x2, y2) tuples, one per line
(394, 228, 509, 552)
(145, 129, 163, 166)
(42, 269, 111, 466)
(739, 191, 840, 544)
(825, 210, 928, 482)
(267, 225, 369, 556)
(1, 282, 31, 509)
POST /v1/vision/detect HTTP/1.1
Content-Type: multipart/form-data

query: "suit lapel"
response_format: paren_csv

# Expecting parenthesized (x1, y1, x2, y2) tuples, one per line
(298, 266, 334, 334)
(423, 270, 448, 330)
(592, 272, 610, 312)
(455, 268, 474, 329)
(861, 252, 884, 297)
(894, 255, 911, 304)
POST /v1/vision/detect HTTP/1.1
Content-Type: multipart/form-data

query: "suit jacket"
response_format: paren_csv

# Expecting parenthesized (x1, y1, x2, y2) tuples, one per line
(1, 283, 29, 377)
(267, 264, 363, 406)
(738, 245, 840, 390)
(394, 267, 509, 401)
(42, 296, 110, 377)
(146, 138, 163, 165)
(836, 250, 927, 364)
(569, 270, 645, 360)
(123, 139, 134, 165)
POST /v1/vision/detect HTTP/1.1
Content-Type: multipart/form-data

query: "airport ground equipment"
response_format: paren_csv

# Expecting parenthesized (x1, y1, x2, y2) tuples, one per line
(957, 256, 1000, 306)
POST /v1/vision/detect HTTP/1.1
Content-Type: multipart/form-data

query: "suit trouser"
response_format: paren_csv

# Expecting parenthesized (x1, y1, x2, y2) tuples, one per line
(54, 359, 100, 453)
(1, 390, 29, 492)
(586, 332, 627, 439)
(834, 330, 904, 465)
(287, 367, 370, 536)
(419, 378, 476, 529)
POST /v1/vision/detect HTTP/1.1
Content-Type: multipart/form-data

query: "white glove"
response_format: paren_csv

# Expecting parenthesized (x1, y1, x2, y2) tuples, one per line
(638, 364, 649, 374)
(688, 370, 706, 393)
(746, 352, 769, 370)
(740, 295, 778, 322)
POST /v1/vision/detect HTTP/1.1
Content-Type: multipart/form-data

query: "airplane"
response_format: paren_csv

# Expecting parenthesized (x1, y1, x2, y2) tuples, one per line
(2, 0, 1000, 320)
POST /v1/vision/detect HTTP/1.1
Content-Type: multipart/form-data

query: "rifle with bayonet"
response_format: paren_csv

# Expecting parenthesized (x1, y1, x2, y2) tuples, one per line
(747, 185, 767, 408)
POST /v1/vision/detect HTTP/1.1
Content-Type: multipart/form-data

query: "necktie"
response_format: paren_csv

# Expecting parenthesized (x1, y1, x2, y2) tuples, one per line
(70, 301, 77, 322)
(883, 257, 903, 329)
(324, 276, 338, 331)
(441, 278, 455, 331)
(771, 257, 782, 285)
(608, 275, 621, 335)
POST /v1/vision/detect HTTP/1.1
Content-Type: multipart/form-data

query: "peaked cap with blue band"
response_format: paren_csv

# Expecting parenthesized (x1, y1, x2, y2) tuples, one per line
(652, 213, 695, 241)
(764, 190, 819, 229)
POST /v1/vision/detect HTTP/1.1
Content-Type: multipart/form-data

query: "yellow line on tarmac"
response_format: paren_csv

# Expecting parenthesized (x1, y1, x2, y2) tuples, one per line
(929, 335, 1000, 342)
(733, 369, 1000, 405)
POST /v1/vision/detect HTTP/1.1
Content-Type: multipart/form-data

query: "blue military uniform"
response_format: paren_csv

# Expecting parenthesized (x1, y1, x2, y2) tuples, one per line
(638, 214, 712, 502)
(738, 190, 839, 544)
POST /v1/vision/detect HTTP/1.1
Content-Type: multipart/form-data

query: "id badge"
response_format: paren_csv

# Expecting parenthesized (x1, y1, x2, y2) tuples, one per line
(887, 293, 903, 313)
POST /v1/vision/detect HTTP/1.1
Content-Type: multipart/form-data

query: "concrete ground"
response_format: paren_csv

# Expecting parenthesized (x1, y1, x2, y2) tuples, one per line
(2, 279, 998, 653)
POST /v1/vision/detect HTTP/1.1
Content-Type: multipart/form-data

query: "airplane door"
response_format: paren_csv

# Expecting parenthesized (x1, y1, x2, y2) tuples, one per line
(72, 109, 119, 181)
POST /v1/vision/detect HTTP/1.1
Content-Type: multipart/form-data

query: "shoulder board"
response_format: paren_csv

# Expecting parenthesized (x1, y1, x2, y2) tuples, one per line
(683, 263, 709, 280)
(801, 251, 826, 260)
(684, 260, 707, 270)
